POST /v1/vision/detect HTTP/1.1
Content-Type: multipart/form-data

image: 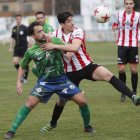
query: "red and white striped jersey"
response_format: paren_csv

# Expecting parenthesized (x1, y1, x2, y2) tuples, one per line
(114, 10, 140, 47)
(51, 27, 92, 72)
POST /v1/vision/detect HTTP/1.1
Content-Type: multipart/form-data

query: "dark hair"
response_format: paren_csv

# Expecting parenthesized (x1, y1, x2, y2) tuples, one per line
(36, 11, 45, 16)
(28, 21, 41, 36)
(57, 11, 73, 23)
(15, 14, 22, 18)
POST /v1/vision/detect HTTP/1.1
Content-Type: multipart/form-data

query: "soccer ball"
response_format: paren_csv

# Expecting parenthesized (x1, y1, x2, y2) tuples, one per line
(94, 5, 111, 23)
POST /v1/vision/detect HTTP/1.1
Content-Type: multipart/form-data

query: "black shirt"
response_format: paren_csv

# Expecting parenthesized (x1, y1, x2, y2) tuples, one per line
(11, 24, 28, 48)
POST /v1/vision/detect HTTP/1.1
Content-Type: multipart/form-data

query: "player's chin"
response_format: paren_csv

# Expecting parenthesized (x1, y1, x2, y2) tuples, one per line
(70, 26, 74, 32)
(41, 37, 46, 41)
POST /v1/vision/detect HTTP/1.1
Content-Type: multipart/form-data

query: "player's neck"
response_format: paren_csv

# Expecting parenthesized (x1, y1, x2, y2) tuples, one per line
(62, 28, 71, 35)
(126, 10, 133, 15)
(35, 39, 46, 45)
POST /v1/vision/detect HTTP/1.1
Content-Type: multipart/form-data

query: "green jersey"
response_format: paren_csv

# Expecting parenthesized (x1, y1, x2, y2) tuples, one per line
(20, 37, 65, 80)
(43, 22, 54, 33)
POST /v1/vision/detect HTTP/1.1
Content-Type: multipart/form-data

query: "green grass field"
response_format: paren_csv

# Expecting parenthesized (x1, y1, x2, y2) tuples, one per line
(0, 42, 140, 140)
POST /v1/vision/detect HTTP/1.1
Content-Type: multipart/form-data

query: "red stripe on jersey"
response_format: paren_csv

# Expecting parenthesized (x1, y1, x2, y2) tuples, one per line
(69, 37, 83, 71)
(136, 23, 139, 46)
(62, 57, 67, 72)
(69, 59, 76, 71)
(117, 13, 120, 44)
(73, 35, 92, 69)
(121, 11, 126, 46)
(129, 11, 135, 47)
(56, 30, 58, 37)
(135, 15, 140, 46)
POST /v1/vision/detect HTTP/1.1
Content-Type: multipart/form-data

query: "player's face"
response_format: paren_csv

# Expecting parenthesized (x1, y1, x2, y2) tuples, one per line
(33, 25, 46, 41)
(16, 16, 22, 26)
(124, 0, 134, 13)
(36, 14, 45, 25)
(61, 16, 74, 34)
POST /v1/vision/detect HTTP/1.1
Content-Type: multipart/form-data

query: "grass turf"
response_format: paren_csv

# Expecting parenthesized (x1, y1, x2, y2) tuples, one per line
(0, 42, 140, 140)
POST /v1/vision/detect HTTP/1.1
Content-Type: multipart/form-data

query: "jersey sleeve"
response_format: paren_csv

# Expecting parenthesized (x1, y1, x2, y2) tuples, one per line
(73, 28, 84, 40)
(20, 50, 32, 69)
(44, 23, 54, 33)
(11, 27, 15, 38)
(139, 13, 140, 26)
(51, 37, 66, 45)
(112, 12, 119, 29)
(51, 31, 57, 37)
(47, 25, 54, 32)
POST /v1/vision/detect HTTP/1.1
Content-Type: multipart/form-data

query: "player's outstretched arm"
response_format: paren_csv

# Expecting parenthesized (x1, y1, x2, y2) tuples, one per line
(41, 38, 81, 52)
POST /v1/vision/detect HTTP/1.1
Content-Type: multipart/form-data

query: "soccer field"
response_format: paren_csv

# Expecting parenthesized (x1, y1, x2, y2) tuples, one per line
(0, 42, 140, 140)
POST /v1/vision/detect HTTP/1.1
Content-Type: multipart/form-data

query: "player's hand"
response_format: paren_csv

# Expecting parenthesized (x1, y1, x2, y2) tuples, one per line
(138, 43, 140, 48)
(9, 47, 13, 52)
(16, 80, 23, 95)
(43, 33, 52, 43)
(112, 23, 118, 32)
(41, 43, 55, 51)
(64, 52, 74, 61)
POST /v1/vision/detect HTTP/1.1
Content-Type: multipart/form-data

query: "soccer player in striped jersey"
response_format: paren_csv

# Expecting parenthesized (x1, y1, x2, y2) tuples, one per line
(112, 0, 140, 102)
(40, 11, 140, 133)
(4, 21, 90, 139)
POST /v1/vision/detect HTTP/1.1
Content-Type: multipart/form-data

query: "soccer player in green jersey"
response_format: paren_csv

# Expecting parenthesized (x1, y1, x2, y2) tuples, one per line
(4, 21, 91, 139)
(31, 11, 54, 77)
(36, 11, 54, 35)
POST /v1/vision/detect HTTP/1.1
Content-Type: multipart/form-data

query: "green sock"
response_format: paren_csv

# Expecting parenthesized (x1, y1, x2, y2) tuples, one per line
(32, 67, 39, 77)
(79, 105, 90, 127)
(10, 105, 31, 132)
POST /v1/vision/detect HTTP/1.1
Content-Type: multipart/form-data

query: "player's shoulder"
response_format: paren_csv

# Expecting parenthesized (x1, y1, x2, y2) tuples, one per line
(73, 27, 84, 35)
(20, 24, 28, 30)
(44, 22, 53, 28)
(118, 10, 125, 15)
(27, 44, 36, 52)
(12, 25, 17, 30)
(134, 11, 140, 16)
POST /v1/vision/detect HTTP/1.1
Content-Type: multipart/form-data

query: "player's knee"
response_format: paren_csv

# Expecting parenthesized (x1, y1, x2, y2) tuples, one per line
(13, 60, 19, 65)
(131, 69, 137, 74)
(57, 98, 66, 106)
(25, 100, 38, 110)
(103, 72, 113, 82)
(79, 100, 87, 106)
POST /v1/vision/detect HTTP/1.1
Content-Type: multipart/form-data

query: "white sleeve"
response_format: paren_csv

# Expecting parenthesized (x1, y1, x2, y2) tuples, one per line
(73, 28, 84, 40)
(114, 11, 119, 24)
(51, 31, 57, 37)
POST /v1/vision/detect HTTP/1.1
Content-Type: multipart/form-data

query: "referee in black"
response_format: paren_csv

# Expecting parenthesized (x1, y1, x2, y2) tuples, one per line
(9, 14, 29, 83)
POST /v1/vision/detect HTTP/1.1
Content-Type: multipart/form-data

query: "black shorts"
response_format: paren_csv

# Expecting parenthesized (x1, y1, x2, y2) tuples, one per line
(13, 46, 27, 57)
(118, 46, 139, 64)
(66, 63, 100, 87)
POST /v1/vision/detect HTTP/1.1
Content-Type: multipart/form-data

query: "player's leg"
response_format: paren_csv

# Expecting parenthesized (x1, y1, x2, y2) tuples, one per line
(41, 75, 93, 133)
(129, 47, 139, 95)
(23, 65, 29, 83)
(21, 48, 29, 83)
(118, 64, 126, 102)
(71, 92, 94, 133)
(13, 56, 20, 70)
(4, 96, 40, 139)
(92, 65, 140, 105)
(130, 63, 138, 94)
(117, 46, 128, 102)
(41, 71, 92, 133)
(66, 71, 93, 132)
(40, 98, 66, 133)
